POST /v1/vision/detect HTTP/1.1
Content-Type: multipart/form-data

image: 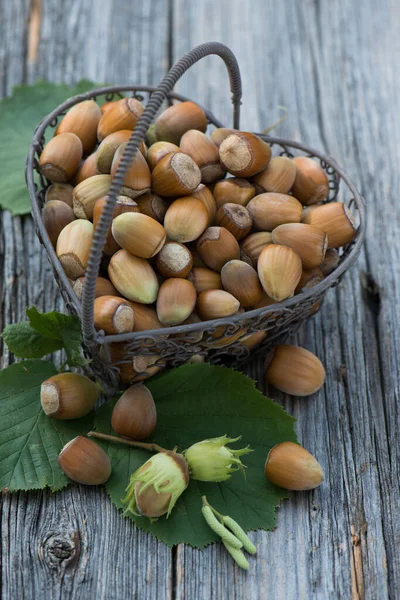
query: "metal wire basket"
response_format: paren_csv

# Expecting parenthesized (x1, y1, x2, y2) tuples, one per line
(26, 42, 366, 393)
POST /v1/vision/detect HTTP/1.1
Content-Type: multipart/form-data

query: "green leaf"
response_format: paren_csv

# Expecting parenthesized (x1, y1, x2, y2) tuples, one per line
(2, 307, 86, 366)
(0, 79, 101, 215)
(2, 321, 64, 358)
(95, 364, 297, 548)
(26, 306, 74, 339)
(26, 306, 86, 366)
(0, 360, 94, 492)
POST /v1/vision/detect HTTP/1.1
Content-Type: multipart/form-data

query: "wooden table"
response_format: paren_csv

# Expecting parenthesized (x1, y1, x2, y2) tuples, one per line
(1, 1, 399, 598)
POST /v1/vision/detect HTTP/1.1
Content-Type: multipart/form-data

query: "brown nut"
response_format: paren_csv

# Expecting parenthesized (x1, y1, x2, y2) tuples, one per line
(56, 219, 94, 279)
(39, 133, 83, 183)
(94, 295, 135, 335)
(72, 275, 118, 300)
(180, 129, 226, 183)
(219, 132, 271, 177)
(265, 344, 325, 396)
(111, 143, 151, 199)
(265, 442, 324, 491)
(112, 212, 166, 259)
(96, 131, 146, 175)
(301, 202, 356, 248)
(156, 242, 193, 279)
(100, 100, 116, 114)
(257, 244, 302, 302)
(72, 174, 112, 220)
(45, 183, 74, 207)
(188, 267, 222, 293)
(197, 289, 240, 320)
(196, 226, 240, 272)
(111, 383, 157, 440)
(210, 127, 237, 147)
(95, 129, 133, 173)
(58, 436, 111, 485)
(76, 153, 99, 184)
(294, 267, 324, 314)
(152, 152, 201, 197)
(215, 203, 253, 241)
(97, 97, 144, 141)
(240, 232, 273, 267)
(295, 267, 324, 294)
(146, 141, 182, 170)
(154, 101, 207, 144)
(221, 260, 263, 307)
(164, 197, 208, 243)
(41, 373, 100, 419)
(252, 291, 276, 309)
(191, 184, 217, 225)
(291, 157, 329, 205)
(56, 100, 102, 155)
(118, 357, 165, 385)
(213, 178, 256, 209)
(156, 278, 197, 326)
(42, 200, 75, 248)
(93, 195, 140, 256)
(272, 223, 328, 268)
(320, 248, 340, 276)
(252, 156, 296, 194)
(247, 193, 303, 231)
(128, 302, 165, 332)
(108, 249, 159, 303)
(135, 192, 168, 223)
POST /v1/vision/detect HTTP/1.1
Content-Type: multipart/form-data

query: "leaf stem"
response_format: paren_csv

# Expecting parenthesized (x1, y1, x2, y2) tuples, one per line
(87, 431, 167, 453)
(201, 495, 224, 521)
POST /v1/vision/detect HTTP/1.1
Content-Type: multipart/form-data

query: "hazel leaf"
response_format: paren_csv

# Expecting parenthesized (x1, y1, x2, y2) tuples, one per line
(26, 306, 87, 366)
(2, 307, 86, 367)
(0, 360, 94, 492)
(1, 321, 64, 358)
(0, 79, 102, 215)
(96, 363, 297, 549)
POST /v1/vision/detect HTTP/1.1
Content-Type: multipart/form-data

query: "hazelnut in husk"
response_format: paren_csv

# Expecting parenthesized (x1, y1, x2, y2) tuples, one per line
(122, 450, 189, 519)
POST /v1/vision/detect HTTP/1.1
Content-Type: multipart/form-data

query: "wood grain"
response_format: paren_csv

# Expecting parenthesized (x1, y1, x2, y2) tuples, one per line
(0, 1, 173, 598)
(172, 0, 400, 598)
(1, 0, 400, 598)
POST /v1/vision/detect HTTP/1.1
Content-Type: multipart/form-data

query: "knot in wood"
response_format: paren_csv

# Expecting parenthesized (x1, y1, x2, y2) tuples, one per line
(42, 531, 80, 568)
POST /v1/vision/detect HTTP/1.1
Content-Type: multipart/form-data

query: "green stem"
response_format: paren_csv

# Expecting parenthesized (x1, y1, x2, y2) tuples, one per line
(87, 431, 167, 453)
(201, 495, 224, 521)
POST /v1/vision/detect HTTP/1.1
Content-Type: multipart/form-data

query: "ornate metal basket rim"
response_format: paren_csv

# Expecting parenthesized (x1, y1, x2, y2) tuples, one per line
(26, 84, 366, 345)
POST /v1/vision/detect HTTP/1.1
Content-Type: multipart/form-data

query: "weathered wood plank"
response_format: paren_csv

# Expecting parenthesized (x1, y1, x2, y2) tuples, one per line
(1, 0, 400, 599)
(172, 0, 399, 598)
(0, 1, 173, 599)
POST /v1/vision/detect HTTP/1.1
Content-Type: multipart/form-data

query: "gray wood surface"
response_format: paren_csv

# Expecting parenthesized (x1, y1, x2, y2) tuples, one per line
(1, 0, 399, 598)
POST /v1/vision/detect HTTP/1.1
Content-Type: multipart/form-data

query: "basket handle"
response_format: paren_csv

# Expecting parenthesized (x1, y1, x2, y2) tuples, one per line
(82, 42, 242, 348)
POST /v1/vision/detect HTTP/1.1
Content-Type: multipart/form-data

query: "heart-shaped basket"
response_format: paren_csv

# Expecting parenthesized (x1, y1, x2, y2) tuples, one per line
(26, 42, 366, 393)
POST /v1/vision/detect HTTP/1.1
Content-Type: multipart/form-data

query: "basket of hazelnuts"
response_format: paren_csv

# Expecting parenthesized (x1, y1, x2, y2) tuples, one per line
(26, 42, 366, 392)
